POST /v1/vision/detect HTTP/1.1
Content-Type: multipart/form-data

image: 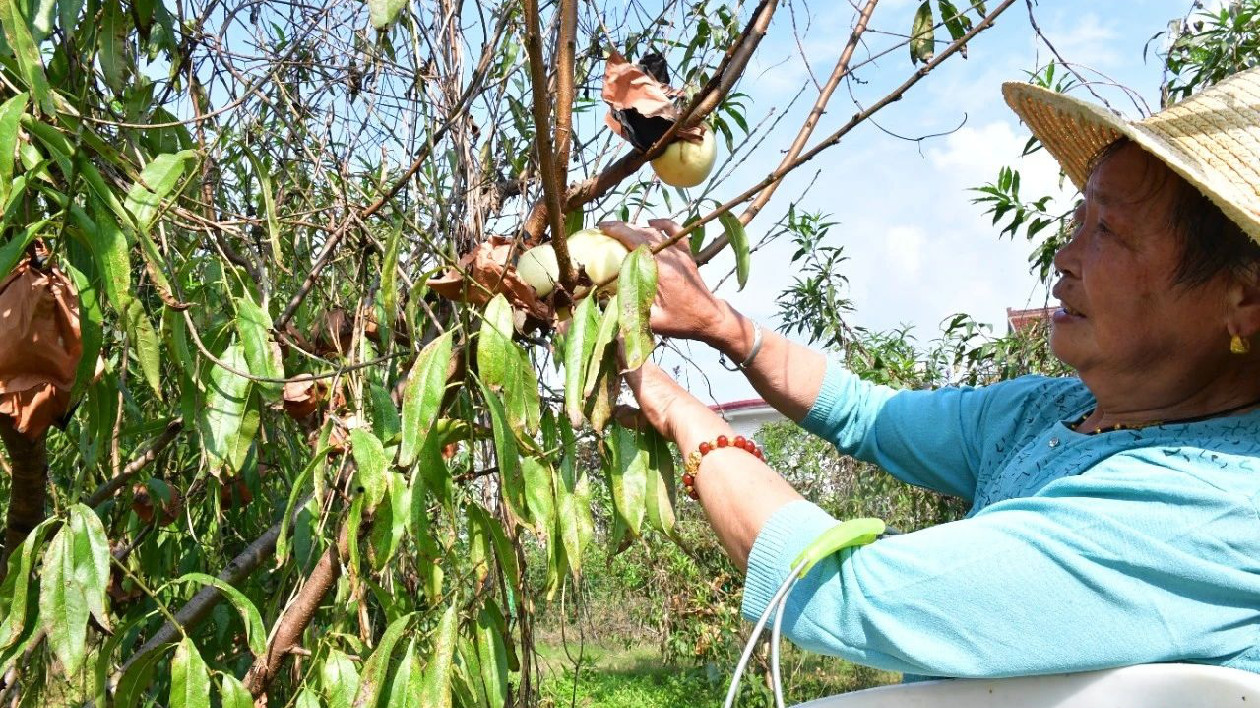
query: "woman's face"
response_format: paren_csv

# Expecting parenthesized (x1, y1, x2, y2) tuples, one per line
(1050, 143, 1232, 391)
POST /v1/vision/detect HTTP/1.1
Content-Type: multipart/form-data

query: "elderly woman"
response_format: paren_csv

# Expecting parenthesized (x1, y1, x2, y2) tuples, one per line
(601, 66, 1260, 678)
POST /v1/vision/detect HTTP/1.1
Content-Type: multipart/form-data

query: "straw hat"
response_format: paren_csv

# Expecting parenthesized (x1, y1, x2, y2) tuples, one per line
(1002, 67, 1260, 245)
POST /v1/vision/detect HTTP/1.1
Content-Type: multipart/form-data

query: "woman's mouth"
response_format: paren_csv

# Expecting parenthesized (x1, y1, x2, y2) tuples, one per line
(1055, 303, 1084, 319)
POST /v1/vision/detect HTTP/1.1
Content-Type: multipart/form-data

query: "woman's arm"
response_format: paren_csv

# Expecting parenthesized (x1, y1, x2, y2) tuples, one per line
(623, 361, 803, 570)
(703, 300, 828, 423)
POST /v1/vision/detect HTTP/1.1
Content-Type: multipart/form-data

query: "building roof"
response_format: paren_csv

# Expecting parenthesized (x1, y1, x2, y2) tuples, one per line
(709, 398, 769, 413)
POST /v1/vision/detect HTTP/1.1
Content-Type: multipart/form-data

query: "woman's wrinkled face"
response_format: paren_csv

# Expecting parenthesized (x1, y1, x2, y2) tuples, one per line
(1050, 143, 1231, 385)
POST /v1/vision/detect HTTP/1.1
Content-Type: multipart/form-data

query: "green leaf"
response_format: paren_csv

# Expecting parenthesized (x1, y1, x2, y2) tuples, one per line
(29, 0, 56, 41)
(276, 449, 324, 565)
(125, 150, 197, 233)
(351, 427, 390, 512)
(85, 203, 131, 308)
(0, 218, 47, 280)
(243, 150, 284, 271)
(0, 517, 55, 649)
(369, 471, 410, 570)
(98, 0, 132, 93)
(477, 296, 539, 434)
(583, 294, 619, 397)
(176, 573, 267, 658)
(910, 1, 936, 64)
(219, 673, 255, 708)
(562, 295, 599, 427)
(351, 612, 414, 708)
(294, 687, 321, 708)
(419, 602, 458, 708)
(122, 298, 164, 398)
(381, 218, 402, 324)
(368, 0, 407, 29)
(719, 211, 751, 290)
(552, 413, 592, 579)
(321, 649, 361, 708)
(608, 425, 649, 537)
(520, 456, 555, 536)
(399, 331, 454, 467)
(200, 343, 256, 474)
(39, 511, 97, 676)
(171, 637, 211, 708)
(476, 379, 530, 526)
(62, 262, 103, 403)
(937, 0, 972, 40)
(0, 0, 52, 113)
(114, 642, 167, 708)
(643, 428, 678, 537)
(386, 640, 423, 708)
(618, 246, 658, 370)
(68, 505, 111, 631)
(473, 603, 508, 708)
(59, 0, 83, 38)
(234, 290, 283, 401)
(0, 93, 27, 205)
(564, 208, 584, 236)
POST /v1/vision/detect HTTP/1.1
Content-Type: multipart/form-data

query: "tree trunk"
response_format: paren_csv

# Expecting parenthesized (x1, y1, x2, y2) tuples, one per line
(0, 419, 47, 575)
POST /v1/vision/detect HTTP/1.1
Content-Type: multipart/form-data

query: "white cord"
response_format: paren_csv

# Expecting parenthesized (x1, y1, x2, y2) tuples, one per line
(724, 559, 808, 708)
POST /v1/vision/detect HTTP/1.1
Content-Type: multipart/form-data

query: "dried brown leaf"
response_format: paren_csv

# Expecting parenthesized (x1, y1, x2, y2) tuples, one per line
(427, 236, 553, 322)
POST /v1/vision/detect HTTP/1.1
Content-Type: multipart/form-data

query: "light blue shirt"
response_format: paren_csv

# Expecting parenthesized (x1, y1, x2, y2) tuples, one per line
(741, 361, 1260, 678)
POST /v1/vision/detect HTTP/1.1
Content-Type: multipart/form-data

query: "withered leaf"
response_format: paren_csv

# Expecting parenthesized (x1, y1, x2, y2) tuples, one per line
(427, 235, 553, 322)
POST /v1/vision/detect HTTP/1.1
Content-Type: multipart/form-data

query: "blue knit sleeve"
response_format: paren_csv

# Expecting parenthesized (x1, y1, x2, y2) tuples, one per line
(741, 453, 1260, 678)
(799, 360, 998, 500)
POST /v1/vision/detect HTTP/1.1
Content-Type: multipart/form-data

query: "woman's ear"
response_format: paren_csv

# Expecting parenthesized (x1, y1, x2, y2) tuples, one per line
(1226, 272, 1260, 338)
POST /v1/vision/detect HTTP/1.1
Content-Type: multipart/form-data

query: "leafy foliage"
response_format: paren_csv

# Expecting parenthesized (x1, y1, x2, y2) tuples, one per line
(1162, 0, 1260, 106)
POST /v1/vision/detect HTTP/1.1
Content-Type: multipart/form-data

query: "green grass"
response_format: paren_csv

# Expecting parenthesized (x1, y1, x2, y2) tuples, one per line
(532, 641, 898, 708)
(536, 643, 724, 708)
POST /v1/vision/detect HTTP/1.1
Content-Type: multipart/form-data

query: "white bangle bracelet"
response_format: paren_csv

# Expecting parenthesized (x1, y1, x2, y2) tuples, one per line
(720, 321, 763, 372)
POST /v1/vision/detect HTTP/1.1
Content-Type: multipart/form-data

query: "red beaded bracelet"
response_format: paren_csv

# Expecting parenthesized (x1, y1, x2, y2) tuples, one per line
(682, 435, 765, 500)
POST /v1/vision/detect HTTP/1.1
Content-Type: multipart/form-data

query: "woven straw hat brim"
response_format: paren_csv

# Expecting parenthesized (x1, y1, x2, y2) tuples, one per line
(1002, 67, 1260, 245)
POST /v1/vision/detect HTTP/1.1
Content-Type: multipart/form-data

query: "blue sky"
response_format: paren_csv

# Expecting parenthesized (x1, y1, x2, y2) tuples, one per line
(635, 0, 1218, 403)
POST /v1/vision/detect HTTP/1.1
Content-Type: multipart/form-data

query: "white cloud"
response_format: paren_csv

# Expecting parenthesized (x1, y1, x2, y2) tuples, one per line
(885, 225, 926, 278)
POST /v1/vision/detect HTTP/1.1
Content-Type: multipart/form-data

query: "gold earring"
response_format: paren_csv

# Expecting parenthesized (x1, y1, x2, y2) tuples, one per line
(1230, 334, 1251, 355)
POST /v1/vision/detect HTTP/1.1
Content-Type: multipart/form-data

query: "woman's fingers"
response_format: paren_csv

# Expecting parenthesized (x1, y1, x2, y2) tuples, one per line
(646, 219, 690, 252)
(597, 221, 656, 250)
(598, 219, 689, 253)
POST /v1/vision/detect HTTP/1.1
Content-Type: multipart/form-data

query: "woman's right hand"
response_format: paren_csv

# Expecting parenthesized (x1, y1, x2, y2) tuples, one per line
(599, 219, 736, 346)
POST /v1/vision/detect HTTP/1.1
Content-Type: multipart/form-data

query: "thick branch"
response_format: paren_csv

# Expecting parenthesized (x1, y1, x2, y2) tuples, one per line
(694, 0, 1017, 264)
(523, 0, 576, 293)
(554, 0, 578, 186)
(520, 0, 780, 240)
(0, 420, 47, 574)
(739, 0, 880, 226)
(242, 526, 348, 697)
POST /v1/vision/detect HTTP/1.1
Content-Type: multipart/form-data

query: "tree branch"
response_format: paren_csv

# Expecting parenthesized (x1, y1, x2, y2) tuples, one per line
(738, 0, 880, 227)
(111, 494, 313, 689)
(83, 418, 184, 509)
(520, 0, 781, 241)
(693, 0, 1017, 264)
(523, 0, 576, 294)
(242, 525, 348, 697)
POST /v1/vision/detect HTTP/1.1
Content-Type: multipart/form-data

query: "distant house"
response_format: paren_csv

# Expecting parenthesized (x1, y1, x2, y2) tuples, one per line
(710, 398, 785, 441)
(1006, 306, 1056, 334)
